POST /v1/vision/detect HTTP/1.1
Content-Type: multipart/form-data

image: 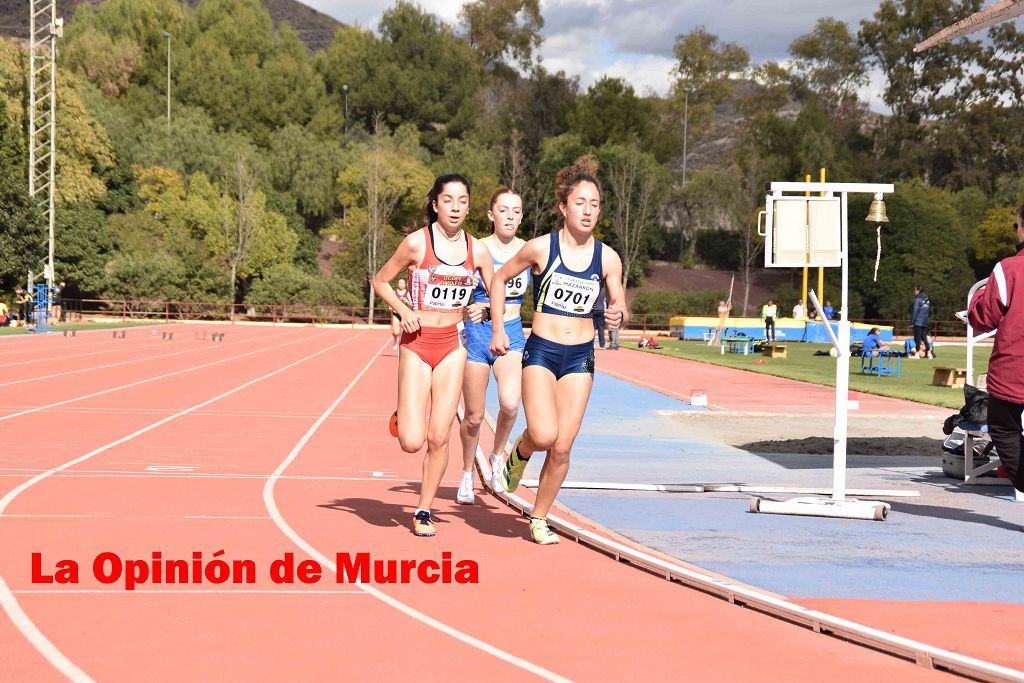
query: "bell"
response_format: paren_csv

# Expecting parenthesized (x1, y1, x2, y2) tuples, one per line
(865, 193, 889, 223)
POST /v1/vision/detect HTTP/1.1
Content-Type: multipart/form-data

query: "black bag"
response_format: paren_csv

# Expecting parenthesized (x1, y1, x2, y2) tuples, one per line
(960, 384, 989, 425)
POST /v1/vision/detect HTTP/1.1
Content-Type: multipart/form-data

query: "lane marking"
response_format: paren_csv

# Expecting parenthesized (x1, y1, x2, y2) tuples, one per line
(0, 471, 407, 482)
(0, 332, 369, 683)
(0, 332, 327, 424)
(0, 330, 271, 388)
(144, 466, 196, 473)
(263, 339, 572, 683)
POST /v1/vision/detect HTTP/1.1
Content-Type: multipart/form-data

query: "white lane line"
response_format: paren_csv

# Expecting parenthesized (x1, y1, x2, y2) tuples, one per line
(0, 332, 323, 424)
(0, 332, 367, 683)
(0, 471, 405, 482)
(0, 327, 256, 369)
(262, 339, 571, 683)
(0, 330, 271, 388)
(14, 589, 365, 595)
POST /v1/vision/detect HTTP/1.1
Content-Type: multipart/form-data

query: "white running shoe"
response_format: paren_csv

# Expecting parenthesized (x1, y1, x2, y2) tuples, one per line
(456, 470, 474, 504)
(489, 454, 503, 492)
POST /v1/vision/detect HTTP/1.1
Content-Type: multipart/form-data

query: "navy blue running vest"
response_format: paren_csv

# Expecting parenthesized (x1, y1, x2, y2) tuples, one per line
(532, 231, 604, 318)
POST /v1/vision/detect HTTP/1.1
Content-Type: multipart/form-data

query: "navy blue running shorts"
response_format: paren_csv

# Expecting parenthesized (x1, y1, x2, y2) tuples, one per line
(522, 333, 594, 379)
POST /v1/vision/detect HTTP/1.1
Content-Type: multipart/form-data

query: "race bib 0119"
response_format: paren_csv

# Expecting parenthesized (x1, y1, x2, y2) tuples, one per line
(423, 273, 474, 309)
(543, 272, 600, 315)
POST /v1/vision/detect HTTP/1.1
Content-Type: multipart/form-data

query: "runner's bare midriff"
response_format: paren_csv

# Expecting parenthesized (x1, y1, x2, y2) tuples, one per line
(531, 311, 595, 345)
(414, 309, 467, 329)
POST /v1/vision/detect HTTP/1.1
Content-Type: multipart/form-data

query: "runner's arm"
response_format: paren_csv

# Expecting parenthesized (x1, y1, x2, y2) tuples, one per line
(373, 233, 423, 332)
(603, 248, 629, 329)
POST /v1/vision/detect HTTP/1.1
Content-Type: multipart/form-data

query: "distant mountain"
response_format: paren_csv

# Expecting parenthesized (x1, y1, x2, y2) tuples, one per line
(0, 0, 344, 53)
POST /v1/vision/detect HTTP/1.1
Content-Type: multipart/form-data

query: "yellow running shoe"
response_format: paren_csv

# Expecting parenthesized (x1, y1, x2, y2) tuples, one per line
(412, 510, 436, 537)
(501, 435, 530, 493)
(529, 516, 559, 545)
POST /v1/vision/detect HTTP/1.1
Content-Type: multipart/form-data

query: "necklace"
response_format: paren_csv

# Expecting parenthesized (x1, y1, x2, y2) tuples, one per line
(434, 223, 462, 242)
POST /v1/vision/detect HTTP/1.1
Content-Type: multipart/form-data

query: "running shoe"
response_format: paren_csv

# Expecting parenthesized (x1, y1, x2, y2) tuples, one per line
(412, 510, 436, 537)
(456, 470, 474, 504)
(389, 410, 398, 438)
(489, 454, 503, 492)
(529, 516, 559, 545)
(501, 436, 529, 493)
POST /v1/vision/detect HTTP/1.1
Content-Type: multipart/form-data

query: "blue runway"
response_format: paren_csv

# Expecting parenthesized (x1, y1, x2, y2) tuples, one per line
(482, 365, 1024, 602)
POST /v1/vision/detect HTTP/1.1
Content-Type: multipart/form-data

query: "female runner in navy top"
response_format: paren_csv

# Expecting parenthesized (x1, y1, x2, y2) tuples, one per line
(488, 155, 628, 544)
(457, 188, 529, 504)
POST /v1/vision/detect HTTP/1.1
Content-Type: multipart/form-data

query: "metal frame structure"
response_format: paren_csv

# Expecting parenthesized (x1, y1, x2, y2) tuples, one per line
(753, 182, 897, 520)
(916, 0, 1024, 52)
(29, 0, 62, 294)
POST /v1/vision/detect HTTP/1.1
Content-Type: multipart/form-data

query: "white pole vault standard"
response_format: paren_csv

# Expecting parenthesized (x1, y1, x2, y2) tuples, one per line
(752, 181, 895, 521)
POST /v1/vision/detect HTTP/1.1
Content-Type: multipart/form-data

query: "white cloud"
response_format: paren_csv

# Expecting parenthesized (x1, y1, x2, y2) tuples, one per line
(302, 0, 884, 100)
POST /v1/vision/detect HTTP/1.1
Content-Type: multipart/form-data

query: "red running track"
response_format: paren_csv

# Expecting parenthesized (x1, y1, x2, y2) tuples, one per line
(597, 346, 950, 417)
(0, 327, 950, 680)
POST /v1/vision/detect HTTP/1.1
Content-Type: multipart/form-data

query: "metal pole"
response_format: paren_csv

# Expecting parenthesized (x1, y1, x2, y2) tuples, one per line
(343, 84, 349, 135)
(47, 3, 56, 291)
(163, 32, 171, 129)
(679, 90, 688, 260)
(833, 190, 851, 502)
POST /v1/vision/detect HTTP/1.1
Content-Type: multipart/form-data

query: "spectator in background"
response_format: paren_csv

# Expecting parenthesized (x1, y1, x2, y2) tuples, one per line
(823, 300, 835, 320)
(968, 212, 1024, 499)
(51, 280, 64, 324)
(592, 293, 607, 350)
(15, 287, 31, 327)
(717, 299, 730, 319)
(912, 285, 931, 358)
(761, 298, 778, 341)
(0, 299, 8, 326)
(861, 327, 890, 356)
(792, 299, 805, 319)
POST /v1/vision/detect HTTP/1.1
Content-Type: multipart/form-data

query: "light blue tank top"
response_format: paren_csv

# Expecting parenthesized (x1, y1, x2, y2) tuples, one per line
(472, 238, 529, 305)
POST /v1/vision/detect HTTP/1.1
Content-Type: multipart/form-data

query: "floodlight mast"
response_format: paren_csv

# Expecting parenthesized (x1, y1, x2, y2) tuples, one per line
(29, 1, 62, 290)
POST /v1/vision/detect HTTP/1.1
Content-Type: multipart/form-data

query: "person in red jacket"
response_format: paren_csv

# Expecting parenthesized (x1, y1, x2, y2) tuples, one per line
(968, 212, 1024, 496)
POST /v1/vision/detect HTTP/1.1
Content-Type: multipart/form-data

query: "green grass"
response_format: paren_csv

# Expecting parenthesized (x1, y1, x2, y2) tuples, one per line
(632, 339, 990, 409)
(0, 320, 163, 336)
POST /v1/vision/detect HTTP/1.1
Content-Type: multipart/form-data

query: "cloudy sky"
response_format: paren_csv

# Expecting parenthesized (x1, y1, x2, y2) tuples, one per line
(303, 0, 886, 97)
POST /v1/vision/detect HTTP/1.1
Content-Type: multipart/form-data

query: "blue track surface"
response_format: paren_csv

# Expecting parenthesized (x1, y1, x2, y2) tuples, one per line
(482, 364, 1024, 602)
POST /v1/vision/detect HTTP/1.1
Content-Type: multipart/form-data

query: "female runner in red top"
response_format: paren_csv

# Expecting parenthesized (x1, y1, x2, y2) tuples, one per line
(373, 174, 495, 537)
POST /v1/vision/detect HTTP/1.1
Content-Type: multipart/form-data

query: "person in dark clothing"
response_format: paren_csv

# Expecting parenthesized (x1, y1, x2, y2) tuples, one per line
(969, 210, 1024, 499)
(592, 293, 607, 349)
(911, 285, 932, 358)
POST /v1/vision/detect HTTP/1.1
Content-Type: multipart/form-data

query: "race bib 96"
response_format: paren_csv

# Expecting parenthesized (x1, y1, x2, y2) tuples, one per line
(506, 270, 529, 298)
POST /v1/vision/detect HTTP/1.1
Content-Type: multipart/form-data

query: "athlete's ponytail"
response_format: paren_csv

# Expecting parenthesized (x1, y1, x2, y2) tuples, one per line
(423, 173, 471, 226)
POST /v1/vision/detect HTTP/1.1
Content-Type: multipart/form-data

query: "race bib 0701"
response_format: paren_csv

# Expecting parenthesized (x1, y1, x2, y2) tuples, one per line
(506, 270, 529, 298)
(543, 272, 600, 315)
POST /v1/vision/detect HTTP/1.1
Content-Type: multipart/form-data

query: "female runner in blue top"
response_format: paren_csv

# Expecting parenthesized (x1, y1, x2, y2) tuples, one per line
(457, 188, 529, 504)
(489, 155, 627, 544)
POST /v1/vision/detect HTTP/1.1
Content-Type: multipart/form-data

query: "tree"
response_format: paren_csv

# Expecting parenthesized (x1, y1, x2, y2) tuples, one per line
(669, 28, 749, 137)
(434, 136, 501, 234)
(268, 124, 343, 219)
(459, 0, 543, 71)
(0, 98, 45, 293)
(599, 142, 669, 289)
(860, 0, 986, 182)
(339, 2, 482, 152)
(63, 28, 143, 97)
(788, 18, 867, 141)
(204, 157, 297, 303)
(335, 117, 433, 321)
(848, 181, 975, 321)
(570, 77, 656, 150)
